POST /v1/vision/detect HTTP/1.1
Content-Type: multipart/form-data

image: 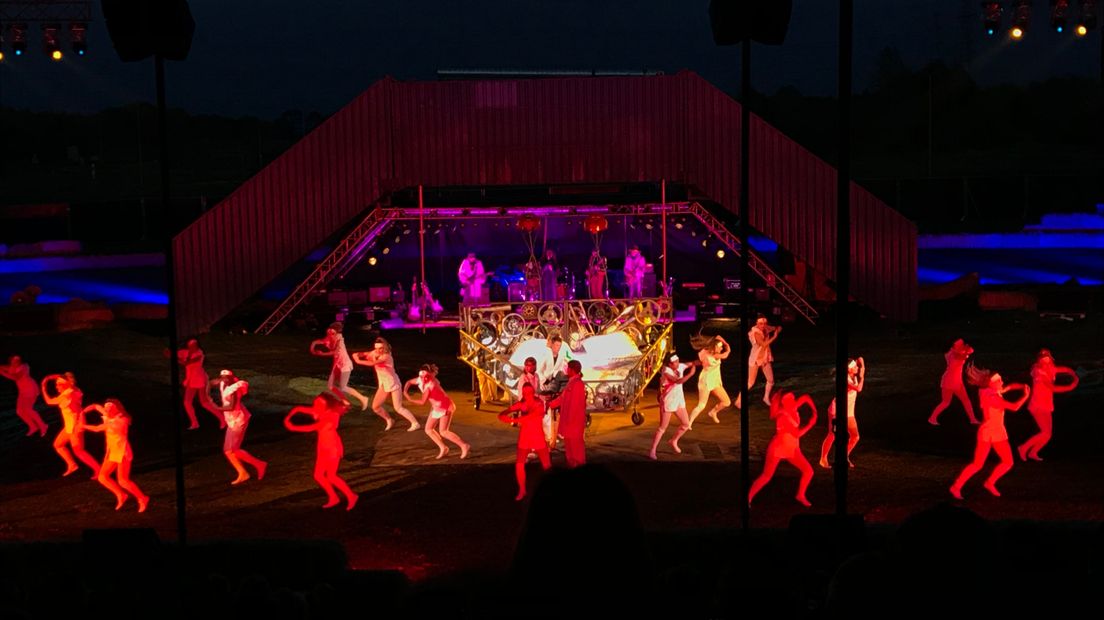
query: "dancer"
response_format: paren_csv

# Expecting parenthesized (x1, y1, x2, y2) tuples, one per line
(1018, 349, 1078, 462)
(215, 369, 267, 485)
(0, 355, 48, 436)
(649, 353, 698, 460)
(735, 315, 781, 408)
(82, 399, 150, 512)
(41, 372, 100, 477)
(688, 333, 732, 427)
(586, 250, 608, 299)
(178, 338, 225, 430)
(404, 364, 471, 460)
(284, 391, 359, 510)
(499, 383, 551, 501)
(514, 356, 541, 402)
(623, 245, 646, 298)
(546, 360, 587, 467)
(928, 338, 979, 425)
(352, 337, 420, 432)
(748, 391, 818, 507)
(819, 357, 866, 468)
(949, 366, 1030, 499)
(310, 322, 371, 411)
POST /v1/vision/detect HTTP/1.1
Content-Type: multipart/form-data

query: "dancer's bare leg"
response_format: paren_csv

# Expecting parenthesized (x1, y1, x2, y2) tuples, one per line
(96, 461, 128, 509)
(706, 387, 731, 423)
(846, 417, 860, 466)
(236, 449, 267, 479)
(748, 454, 781, 505)
(688, 386, 711, 428)
(649, 407, 672, 460)
(736, 365, 762, 410)
(53, 430, 79, 475)
(790, 452, 814, 506)
(225, 451, 249, 485)
(424, 416, 449, 459)
(117, 456, 149, 512)
(669, 407, 690, 454)
(314, 458, 340, 508)
(371, 387, 395, 430)
(819, 429, 834, 468)
(438, 413, 470, 458)
(950, 440, 992, 499)
(15, 396, 47, 436)
(323, 456, 358, 510)
(342, 386, 370, 411)
(983, 441, 1014, 496)
(514, 447, 529, 501)
(70, 435, 101, 478)
(196, 388, 226, 428)
(182, 388, 200, 429)
(390, 391, 420, 430)
(928, 389, 955, 425)
(953, 385, 978, 424)
(1019, 409, 1052, 461)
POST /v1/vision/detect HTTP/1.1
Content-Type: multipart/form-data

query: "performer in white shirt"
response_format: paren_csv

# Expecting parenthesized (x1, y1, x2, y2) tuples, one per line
(623, 245, 646, 298)
(458, 252, 487, 305)
(214, 369, 267, 486)
(735, 315, 781, 409)
(649, 353, 698, 460)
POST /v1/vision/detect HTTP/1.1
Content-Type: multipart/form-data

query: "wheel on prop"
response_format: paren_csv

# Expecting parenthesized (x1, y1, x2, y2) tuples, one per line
(631, 410, 644, 426)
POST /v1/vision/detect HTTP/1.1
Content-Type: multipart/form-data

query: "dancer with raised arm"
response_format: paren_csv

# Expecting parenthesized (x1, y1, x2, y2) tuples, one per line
(284, 391, 359, 510)
(1018, 349, 1079, 462)
(404, 364, 471, 460)
(649, 353, 698, 460)
(82, 399, 150, 512)
(499, 383, 551, 501)
(310, 322, 370, 411)
(748, 391, 818, 507)
(949, 365, 1030, 499)
(687, 333, 732, 428)
(352, 337, 421, 432)
(819, 357, 866, 468)
(1, 355, 48, 436)
(178, 338, 225, 430)
(41, 372, 100, 477)
(215, 370, 267, 485)
(735, 316, 781, 409)
(928, 338, 979, 425)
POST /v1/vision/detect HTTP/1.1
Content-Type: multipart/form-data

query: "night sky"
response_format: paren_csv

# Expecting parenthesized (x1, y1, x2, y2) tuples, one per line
(2, 0, 1098, 118)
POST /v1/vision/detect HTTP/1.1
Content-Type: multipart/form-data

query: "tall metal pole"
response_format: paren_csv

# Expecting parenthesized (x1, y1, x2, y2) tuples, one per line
(661, 179, 667, 285)
(739, 38, 752, 532)
(418, 184, 427, 333)
(834, 0, 854, 519)
(157, 53, 187, 545)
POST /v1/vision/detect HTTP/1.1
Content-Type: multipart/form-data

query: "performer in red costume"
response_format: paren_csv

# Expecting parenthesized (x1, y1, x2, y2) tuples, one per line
(929, 338, 979, 425)
(352, 337, 421, 432)
(819, 357, 866, 468)
(1018, 349, 1079, 462)
(177, 338, 225, 430)
(41, 372, 100, 477)
(82, 399, 150, 512)
(547, 360, 587, 467)
(649, 353, 697, 460)
(215, 369, 268, 485)
(0, 355, 48, 436)
(284, 391, 359, 510)
(404, 364, 471, 460)
(748, 391, 818, 507)
(500, 383, 551, 501)
(949, 366, 1030, 499)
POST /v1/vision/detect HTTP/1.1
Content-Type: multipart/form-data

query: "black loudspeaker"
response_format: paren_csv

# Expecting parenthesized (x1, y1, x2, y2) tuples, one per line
(708, 0, 793, 46)
(102, 0, 195, 62)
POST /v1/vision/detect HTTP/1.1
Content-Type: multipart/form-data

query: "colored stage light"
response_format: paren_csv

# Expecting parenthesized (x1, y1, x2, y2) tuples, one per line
(1011, 0, 1031, 37)
(1076, 23, 1089, 34)
(981, 2, 1002, 35)
(716, 249, 726, 259)
(70, 23, 87, 56)
(368, 257, 378, 266)
(1011, 26, 1024, 38)
(11, 23, 28, 56)
(51, 50, 62, 61)
(1051, 0, 1070, 32)
(44, 24, 62, 59)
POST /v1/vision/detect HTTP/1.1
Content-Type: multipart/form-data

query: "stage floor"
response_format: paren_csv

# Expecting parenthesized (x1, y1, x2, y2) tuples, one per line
(1, 312, 1101, 580)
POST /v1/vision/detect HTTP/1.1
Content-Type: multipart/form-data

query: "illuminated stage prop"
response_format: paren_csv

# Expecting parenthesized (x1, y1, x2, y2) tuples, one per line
(459, 296, 674, 423)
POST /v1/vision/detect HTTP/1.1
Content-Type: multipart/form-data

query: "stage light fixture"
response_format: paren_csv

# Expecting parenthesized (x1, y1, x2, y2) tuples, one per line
(1011, 0, 1031, 37)
(70, 23, 88, 56)
(44, 24, 62, 60)
(368, 257, 378, 266)
(11, 23, 28, 56)
(1075, 0, 1098, 31)
(716, 249, 726, 259)
(981, 2, 1002, 35)
(1051, 0, 1070, 32)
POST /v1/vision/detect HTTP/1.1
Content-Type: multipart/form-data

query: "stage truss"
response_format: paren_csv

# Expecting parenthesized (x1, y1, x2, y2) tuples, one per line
(256, 200, 817, 335)
(458, 297, 674, 420)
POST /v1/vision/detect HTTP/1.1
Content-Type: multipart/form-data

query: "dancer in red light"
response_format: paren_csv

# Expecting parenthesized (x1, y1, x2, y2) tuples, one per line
(352, 337, 421, 432)
(310, 322, 371, 411)
(928, 338, 979, 425)
(949, 366, 1030, 499)
(404, 364, 471, 460)
(688, 333, 732, 427)
(82, 399, 150, 512)
(1018, 349, 1078, 462)
(1, 355, 48, 436)
(499, 383, 551, 501)
(284, 391, 359, 510)
(748, 391, 818, 507)
(215, 369, 267, 485)
(178, 338, 225, 430)
(649, 353, 697, 460)
(41, 372, 100, 477)
(819, 357, 866, 469)
(547, 360, 587, 467)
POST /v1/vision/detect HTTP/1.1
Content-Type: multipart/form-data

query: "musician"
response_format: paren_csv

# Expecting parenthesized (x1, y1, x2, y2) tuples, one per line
(457, 252, 486, 305)
(586, 250, 607, 299)
(540, 249, 559, 301)
(524, 255, 542, 301)
(623, 245, 646, 298)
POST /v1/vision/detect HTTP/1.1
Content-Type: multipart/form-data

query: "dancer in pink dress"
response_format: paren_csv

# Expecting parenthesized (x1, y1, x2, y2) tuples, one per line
(949, 366, 1030, 499)
(748, 391, 818, 507)
(1017, 349, 1078, 462)
(0, 355, 48, 436)
(928, 339, 979, 425)
(819, 357, 866, 468)
(649, 353, 698, 460)
(353, 337, 420, 432)
(284, 391, 359, 510)
(82, 399, 150, 512)
(41, 372, 100, 477)
(404, 364, 471, 460)
(177, 339, 225, 430)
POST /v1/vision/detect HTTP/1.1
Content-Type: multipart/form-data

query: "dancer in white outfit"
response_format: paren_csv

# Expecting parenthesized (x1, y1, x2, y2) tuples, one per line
(353, 337, 420, 431)
(735, 315, 781, 409)
(688, 333, 732, 427)
(649, 353, 698, 459)
(310, 323, 370, 411)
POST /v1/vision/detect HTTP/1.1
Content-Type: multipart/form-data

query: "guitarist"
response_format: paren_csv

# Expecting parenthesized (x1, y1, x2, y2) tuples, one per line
(458, 252, 488, 305)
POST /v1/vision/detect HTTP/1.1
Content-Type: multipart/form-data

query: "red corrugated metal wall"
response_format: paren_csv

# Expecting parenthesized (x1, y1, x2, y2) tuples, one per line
(173, 72, 916, 335)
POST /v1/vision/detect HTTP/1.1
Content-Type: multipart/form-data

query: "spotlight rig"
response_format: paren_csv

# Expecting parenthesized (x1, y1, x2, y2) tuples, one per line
(0, 1, 92, 59)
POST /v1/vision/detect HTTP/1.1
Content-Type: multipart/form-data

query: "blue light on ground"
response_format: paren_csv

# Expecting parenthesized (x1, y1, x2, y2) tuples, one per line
(0, 268, 167, 305)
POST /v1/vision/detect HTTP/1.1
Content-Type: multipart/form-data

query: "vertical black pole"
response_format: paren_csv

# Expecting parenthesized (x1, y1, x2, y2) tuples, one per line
(739, 38, 752, 532)
(157, 54, 187, 545)
(834, 0, 853, 518)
